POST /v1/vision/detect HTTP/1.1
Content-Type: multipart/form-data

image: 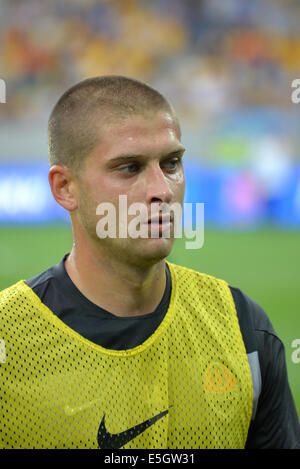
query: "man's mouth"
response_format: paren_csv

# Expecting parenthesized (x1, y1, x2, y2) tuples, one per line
(144, 213, 173, 236)
(147, 214, 173, 224)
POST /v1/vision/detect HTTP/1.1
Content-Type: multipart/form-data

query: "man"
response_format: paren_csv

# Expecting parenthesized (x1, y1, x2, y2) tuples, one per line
(0, 76, 299, 449)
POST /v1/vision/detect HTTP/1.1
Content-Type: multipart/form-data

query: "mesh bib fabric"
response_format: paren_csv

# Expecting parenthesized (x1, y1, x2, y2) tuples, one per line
(0, 262, 253, 449)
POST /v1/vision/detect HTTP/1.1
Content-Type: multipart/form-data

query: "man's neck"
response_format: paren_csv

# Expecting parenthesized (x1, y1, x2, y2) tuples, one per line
(64, 242, 167, 318)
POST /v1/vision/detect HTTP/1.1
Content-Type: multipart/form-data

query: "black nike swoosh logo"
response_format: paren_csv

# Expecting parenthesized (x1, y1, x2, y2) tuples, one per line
(97, 409, 169, 449)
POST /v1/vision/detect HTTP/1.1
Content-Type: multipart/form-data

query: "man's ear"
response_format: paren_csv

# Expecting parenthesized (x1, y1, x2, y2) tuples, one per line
(48, 165, 78, 212)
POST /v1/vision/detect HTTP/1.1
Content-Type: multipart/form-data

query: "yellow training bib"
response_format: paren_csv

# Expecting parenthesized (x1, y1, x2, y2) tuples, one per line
(0, 262, 252, 449)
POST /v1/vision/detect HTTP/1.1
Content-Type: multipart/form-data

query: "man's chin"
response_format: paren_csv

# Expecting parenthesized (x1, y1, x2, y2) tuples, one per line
(93, 235, 174, 269)
(133, 237, 174, 266)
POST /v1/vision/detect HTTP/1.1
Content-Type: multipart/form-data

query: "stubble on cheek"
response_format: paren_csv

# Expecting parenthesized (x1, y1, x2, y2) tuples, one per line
(76, 184, 99, 240)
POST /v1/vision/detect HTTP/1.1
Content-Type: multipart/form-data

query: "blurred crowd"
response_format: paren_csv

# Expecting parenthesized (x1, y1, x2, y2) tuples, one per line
(0, 0, 299, 165)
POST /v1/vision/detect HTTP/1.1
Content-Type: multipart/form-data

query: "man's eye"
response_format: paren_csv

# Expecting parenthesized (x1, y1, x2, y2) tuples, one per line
(120, 163, 140, 174)
(162, 159, 180, 171)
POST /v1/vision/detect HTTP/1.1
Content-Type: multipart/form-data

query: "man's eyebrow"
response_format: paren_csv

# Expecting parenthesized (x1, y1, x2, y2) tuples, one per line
(106, 148, 186, 167)
(109, 154, 141, 162)
(163, 148, 186, 158)
(105, 154, 143, 168)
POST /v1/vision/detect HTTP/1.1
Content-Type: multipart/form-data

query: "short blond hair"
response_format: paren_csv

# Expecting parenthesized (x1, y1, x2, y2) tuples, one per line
(48, 75, 178, 173)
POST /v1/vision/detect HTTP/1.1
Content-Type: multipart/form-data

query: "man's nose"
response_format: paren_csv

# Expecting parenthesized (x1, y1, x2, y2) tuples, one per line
(145, 164, 174, 204)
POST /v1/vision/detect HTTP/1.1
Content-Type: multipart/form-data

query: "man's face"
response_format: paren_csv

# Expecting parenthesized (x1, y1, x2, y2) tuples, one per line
(74, 110, 185, 267)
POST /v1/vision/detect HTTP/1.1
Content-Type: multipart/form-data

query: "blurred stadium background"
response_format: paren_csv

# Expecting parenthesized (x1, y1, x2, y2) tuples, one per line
(0, 0, 299, 416)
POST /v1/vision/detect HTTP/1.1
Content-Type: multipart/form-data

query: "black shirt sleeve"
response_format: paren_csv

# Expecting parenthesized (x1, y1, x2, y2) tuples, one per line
(247, 329, 300, 449)
(230, 286, 300, 449)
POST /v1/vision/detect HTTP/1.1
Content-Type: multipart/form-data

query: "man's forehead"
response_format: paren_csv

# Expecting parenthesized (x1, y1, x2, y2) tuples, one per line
(91, 111, 182, 161)
(102, 111, 180, 136)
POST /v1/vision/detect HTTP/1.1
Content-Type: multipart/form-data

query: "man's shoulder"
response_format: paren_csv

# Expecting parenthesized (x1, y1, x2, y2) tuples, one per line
(25, 267, 56, 290)
(0, 261, 61, 309)
(0, 280, 22, 296)
(24, 265, 58, 302)
(0, 280, 32, 309)
(229, 285, 278, 338)
(168, 262, 278, 341)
